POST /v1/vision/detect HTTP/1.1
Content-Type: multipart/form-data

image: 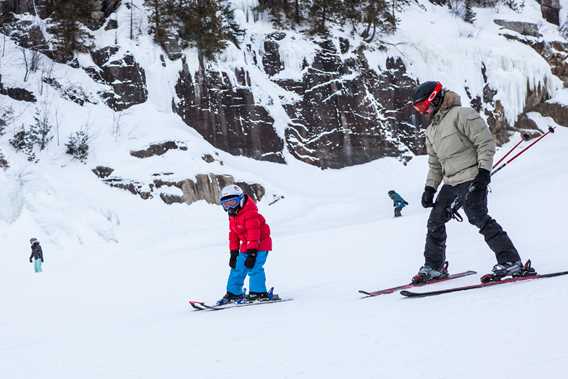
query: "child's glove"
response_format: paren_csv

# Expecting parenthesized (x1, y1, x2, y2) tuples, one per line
(229, 250, 239, 269)
(244, 249, 257, 269)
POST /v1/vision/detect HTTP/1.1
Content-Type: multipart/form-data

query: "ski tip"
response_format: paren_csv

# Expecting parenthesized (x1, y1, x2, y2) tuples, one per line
(188, 300, 205, 305)
(358, 290, 372, 295)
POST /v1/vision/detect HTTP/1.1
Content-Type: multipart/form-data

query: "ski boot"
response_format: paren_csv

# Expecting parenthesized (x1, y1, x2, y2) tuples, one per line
(412, 261, 449, 285)
(246, 292, 270, 302)
(480, 260, 537, 283)
(216, 292, 244, 306)
(245, 287, 280, 302)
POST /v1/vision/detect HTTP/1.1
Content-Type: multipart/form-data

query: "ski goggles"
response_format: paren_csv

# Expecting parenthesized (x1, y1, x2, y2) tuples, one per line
(413, 83, 443, 113)
(220, 195, 243, 210)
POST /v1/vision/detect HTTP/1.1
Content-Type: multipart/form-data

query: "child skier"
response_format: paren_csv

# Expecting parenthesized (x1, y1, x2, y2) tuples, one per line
(29, 238, 44, 273)
(217, 184, 273, 306)
(388, 190, 408, 217)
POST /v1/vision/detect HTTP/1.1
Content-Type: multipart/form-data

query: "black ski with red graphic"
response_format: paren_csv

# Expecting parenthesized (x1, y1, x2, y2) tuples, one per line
(400, 270, 568, 298)
(359, 270, 476, 298)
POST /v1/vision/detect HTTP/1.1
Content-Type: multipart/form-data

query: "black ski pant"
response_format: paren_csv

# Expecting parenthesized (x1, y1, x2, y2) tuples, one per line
(394, 207, 402, 217)
(424, 181, 521, 270)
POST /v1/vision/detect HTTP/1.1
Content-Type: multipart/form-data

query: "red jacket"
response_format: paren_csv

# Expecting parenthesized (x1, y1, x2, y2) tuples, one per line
(229, 197, 272, 252)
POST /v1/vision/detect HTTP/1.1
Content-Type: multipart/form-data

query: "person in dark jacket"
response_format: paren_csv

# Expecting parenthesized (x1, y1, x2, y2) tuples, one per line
(388, 190, 408, 217)
(411, 81, 532, 284)
(29, 238, 44, 273)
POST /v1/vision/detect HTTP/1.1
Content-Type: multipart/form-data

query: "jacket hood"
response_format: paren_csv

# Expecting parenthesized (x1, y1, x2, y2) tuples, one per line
(432, 90, 461, 125)
(439, 91, 462, 111)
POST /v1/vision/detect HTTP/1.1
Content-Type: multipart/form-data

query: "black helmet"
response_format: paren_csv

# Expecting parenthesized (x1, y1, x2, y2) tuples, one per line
(412, 81, 444, 113)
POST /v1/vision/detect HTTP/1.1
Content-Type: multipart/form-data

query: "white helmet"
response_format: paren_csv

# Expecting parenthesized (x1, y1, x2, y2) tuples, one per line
(219, 184, 245, 215)
(220, 184, 244, 201)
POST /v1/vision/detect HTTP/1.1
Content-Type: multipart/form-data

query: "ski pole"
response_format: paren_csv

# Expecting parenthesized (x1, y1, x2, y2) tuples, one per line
(449, 126, 555, 222)
(492, 126, 555, 176)
(492, 133, 531, 168)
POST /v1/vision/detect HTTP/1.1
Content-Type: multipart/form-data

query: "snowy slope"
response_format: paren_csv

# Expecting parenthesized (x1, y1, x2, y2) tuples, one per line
(1, 117, 567, 379)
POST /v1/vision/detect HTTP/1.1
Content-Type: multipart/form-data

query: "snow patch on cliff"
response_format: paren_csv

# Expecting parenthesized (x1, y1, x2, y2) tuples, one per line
(391, 1, 561, 124)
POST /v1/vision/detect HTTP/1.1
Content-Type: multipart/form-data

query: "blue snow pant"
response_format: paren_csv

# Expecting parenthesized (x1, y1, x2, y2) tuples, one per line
(34, 258, 42, 273)
(226, 251, 268, 295)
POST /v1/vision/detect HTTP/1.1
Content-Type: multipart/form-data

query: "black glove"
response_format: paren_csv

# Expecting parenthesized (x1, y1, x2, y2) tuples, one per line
(471, 168, 491, 191)
(229, 250, 239, 269)
(29, 257, 32, 263)
(244, 249, 257, 269)
(421, 186, 436, 208)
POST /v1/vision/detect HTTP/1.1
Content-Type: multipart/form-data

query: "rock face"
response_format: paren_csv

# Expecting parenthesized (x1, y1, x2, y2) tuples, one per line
(530, 101, 568, 127)
(262, 32, 286, 76)
(0, 86, 36, 103)
(89, 47, 148, 111)
(492, 24, 568, 130)
(0, 0, 117, 63)
(494, 20, 541, 38)
(541, 0, 560, 25)
(43, 77, 97, 106)
(173, 58, 286, 163)
(281, 40, 422, 169)
(0, 0, 37, 16)
(130, 141, 188, 159)
(180, 174, 265, 205)
(0, 150, 8, 170)
(531, 40, 568, 86)
(92, 166, 114, 178)
(97, 170, 265, 206)
(101, 0, 121, 18)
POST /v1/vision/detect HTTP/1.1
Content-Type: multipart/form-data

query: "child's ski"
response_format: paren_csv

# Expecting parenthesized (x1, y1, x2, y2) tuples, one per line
(189, 297, 293, 311)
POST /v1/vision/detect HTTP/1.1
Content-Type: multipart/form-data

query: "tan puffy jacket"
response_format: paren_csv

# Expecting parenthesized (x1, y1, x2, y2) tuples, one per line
(425, 91, 496, 189)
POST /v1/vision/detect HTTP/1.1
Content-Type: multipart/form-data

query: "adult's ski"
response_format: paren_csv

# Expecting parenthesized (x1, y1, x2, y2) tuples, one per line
(189, 297, 293, 311)
(400, 270, 568, 298)
(359, 270, 477, 298)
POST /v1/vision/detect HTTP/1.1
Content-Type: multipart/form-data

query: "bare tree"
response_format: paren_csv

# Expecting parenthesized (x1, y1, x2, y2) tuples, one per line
(30, 50, 41, 73)
(112, 112, 123, 141)
(21, 48, 30, 82)
(55, 109, 61, 146)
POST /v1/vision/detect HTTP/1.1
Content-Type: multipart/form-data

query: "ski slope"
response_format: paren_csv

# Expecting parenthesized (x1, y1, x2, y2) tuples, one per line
(1, 120, 567, 379)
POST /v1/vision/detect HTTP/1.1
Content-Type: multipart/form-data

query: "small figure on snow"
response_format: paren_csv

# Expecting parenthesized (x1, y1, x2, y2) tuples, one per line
(411, 81, 534, 284)
(29, 238, 44, 273)
(388, 190, 408, 218)
(217, 184, 273, 306)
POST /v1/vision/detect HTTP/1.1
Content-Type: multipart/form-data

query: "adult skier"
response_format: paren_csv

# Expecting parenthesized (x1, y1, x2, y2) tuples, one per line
(29, 238, 44, 273)
(388, 190, 408, 218)
(217, 184, 273, 305)
(411, 81, 534, 284)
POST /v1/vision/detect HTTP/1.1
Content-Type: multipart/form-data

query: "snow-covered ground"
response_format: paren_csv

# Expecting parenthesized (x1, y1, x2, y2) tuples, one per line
(1, 117, 567, 378)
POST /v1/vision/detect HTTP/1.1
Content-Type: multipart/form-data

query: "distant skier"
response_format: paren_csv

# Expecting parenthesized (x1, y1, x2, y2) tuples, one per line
(217, 184, 273, 305)
(411, 81, 534, 284)
(388, 190, 408, 217)
(29, 238, 44, 273)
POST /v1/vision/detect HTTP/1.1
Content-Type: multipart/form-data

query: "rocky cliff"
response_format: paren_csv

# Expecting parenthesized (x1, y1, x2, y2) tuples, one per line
(1, 0, 567, 206)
